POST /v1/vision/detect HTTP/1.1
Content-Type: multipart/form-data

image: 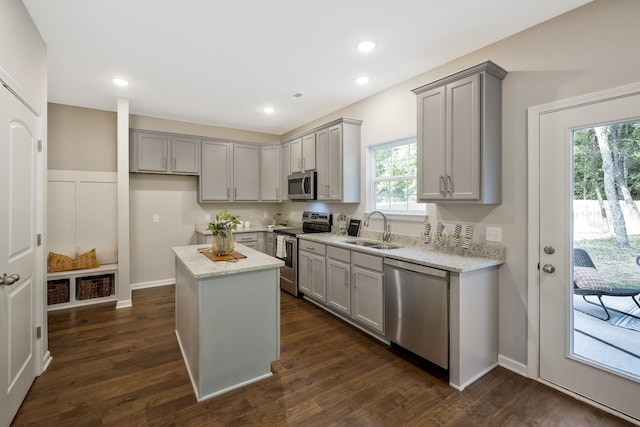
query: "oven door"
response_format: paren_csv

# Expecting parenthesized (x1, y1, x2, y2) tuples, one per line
(276, 236, 298, 296)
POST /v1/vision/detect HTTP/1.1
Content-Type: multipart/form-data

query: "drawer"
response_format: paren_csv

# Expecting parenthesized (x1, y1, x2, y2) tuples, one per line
(235, 232, 258, 243)
(327, 245, 350, 263)
(352, 251, 383, 272)
(299, 239, 326, 256)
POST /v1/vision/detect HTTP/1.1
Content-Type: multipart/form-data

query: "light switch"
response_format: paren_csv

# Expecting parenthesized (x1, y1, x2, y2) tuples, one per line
(486, 226, 502, 242)
(205, 213, 211, 221)
(153, 214, 160, 223)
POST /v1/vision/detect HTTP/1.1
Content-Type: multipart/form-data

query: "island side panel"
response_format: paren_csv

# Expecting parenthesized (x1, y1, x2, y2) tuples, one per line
(175, 257, 201, 394)
(198, 267, 280, 398)
(449, 267, 499, 390)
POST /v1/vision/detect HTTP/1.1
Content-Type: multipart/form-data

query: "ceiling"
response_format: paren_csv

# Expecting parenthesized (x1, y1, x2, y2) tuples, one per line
(23, 0, 592, 135)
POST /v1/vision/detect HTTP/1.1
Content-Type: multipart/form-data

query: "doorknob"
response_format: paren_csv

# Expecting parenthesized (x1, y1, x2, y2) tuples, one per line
(544, 245, 555, 254)
(0, 273, 20, 286)
(542, 264, 555, 274)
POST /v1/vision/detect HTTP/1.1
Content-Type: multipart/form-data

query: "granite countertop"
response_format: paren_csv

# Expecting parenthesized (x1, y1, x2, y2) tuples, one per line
(194, 223, 292, 236)
(172, 243, 284, 279)
(297, 234, 504, 273)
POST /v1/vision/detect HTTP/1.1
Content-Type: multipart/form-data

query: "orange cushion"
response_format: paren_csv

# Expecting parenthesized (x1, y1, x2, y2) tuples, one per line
(48, 249, 100, 273)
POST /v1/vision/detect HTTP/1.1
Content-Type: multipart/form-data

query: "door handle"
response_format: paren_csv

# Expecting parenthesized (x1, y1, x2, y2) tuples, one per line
(446, 175, 453, 196)
(439, 176, 445, 197)
(0, 273, 20, 286)
(542, 264, 556, 274)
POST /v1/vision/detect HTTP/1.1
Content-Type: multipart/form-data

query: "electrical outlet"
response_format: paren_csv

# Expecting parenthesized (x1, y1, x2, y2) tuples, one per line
(153, 214, 160, 223)
(486, 226, 502, 242)
(204, 213, 211, 221)
(263, 211, 268, 219)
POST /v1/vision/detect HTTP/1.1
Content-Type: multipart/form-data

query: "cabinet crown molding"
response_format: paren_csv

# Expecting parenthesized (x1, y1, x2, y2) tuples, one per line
(411, 60, 507, 95)
(283, 117, 363, 144)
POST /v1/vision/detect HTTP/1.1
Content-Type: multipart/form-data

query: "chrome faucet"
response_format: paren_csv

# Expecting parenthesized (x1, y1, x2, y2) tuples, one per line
(364, 211, 391, 242)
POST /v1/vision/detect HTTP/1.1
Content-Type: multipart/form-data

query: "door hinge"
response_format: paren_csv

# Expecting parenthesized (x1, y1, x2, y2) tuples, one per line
(36, 326, 42, 339)
(37, 234, 42, 246)
(37, 139, 42, 152)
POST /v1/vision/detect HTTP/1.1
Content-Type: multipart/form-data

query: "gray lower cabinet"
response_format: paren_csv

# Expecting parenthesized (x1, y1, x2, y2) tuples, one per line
(326, 247, 351, 315)
(412, 61, 506, 204)
(298, 240, 326, 301)
(351, 252, 384, 333)
(130, 130, 200, 175)
(300, 240, 383, 334)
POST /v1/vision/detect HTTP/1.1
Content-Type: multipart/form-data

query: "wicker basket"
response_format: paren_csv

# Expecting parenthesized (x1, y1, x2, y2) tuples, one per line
(77, 273, 114, 300)
(47, 279, 70, 305)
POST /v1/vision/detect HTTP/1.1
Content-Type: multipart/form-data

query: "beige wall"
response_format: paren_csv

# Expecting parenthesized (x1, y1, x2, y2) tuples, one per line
(48, 103, 117, 171)
(282, 0, 640, 365)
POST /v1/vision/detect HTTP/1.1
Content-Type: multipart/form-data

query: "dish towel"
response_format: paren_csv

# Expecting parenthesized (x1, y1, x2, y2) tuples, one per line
(276, 235, 287, 258)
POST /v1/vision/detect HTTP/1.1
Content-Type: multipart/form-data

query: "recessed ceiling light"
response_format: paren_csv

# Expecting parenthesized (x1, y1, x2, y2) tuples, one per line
(357, 41, 375, 53)
(355, 76, 370, 85)
(263, 106, 275, 114)
(112, 78, 129, 87)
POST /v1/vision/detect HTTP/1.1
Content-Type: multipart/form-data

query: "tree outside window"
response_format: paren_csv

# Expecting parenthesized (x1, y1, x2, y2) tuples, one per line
(370, 137, 425, 213)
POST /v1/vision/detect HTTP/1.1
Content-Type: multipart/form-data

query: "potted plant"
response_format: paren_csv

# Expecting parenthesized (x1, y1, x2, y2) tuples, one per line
(208, 210, 241, 255)
(273, 212, 282, 226)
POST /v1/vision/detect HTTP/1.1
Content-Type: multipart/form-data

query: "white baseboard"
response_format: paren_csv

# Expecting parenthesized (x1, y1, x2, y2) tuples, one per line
(130, 279, 175, 290)
(498, 354, 529, 377)
(116, 299, 132, 309)
(41, 350, 52, 374)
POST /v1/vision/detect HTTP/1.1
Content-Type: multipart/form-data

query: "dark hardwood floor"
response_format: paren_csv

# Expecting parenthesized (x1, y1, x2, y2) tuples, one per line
(13, 285, 631, 426)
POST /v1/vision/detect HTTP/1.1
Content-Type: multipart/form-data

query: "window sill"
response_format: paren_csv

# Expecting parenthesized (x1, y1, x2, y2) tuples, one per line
(363, 211, 427, 223)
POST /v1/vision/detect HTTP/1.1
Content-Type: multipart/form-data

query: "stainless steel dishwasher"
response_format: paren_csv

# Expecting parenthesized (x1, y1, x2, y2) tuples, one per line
(384, 258, 449, 369)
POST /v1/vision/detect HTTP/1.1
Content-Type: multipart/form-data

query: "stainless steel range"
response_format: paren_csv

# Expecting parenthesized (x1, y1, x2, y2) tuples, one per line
(273, 211, 332, 296)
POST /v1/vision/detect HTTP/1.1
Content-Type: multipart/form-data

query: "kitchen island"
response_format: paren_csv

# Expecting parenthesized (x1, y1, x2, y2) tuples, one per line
(172, 243, 284, 402)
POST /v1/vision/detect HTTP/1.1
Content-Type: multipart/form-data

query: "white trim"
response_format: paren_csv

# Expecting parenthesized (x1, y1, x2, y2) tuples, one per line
(130, 279, 175, 290)
(0, 65, 41, 116)
(498, 354, 528, 377)
(527, 81, 640, 382)
(449, 363, 499, 391)
(116, 299, 132, 309)
(40, 351, 52, 374)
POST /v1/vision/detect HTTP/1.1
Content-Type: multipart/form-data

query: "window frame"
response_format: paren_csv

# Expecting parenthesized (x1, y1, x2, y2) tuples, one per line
(366, 135, 427, 221)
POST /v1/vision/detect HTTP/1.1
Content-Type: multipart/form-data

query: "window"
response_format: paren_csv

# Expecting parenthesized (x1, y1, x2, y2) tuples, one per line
(369, 136, 425, 214)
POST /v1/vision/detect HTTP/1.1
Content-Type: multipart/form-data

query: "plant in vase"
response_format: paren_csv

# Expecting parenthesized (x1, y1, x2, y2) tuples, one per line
(273, 212, 282, 226)
(208, 210, 241, 255)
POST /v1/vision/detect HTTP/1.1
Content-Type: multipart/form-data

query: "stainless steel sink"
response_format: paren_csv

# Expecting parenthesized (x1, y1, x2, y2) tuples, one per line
(343, 240, 402, 250)
(370, 243, 402, 250)
(343, 240, 380, 247)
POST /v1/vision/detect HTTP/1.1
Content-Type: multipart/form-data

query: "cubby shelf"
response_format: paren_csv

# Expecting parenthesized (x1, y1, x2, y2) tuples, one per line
(46, 264, 118, 311)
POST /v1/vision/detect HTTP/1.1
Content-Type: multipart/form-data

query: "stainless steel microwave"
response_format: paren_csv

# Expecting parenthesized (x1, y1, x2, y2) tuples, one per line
(287, 172, 317, 201)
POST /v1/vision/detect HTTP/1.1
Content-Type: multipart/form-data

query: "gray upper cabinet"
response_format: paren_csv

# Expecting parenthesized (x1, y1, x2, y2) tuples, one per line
(290, 133, 316, 173)
(412, 61, 506, 204)
(281, 142, 290, 201)
(315, 118, 361, 203)
(199, 140, 232, 202)
(260, 145, 281, 201)
(130, 130, 200, 175)
(233, 144, 260, 201)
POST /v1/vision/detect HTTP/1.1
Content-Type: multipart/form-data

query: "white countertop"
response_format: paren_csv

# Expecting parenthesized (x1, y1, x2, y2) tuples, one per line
(297, 234, 503, 273)
(194, 223, 293, 236)
(172, 243, 284, 279)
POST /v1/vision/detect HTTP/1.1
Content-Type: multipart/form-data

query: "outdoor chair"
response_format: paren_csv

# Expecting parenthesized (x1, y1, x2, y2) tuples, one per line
(573, 248, 640, 321)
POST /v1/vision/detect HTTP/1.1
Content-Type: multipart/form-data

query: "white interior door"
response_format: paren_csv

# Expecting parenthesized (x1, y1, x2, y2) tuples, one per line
(0, 86, 39, 427)
(537, 87, 640, 421)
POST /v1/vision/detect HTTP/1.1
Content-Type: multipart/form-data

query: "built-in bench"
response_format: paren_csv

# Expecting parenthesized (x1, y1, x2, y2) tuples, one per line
(47, 264, 118, 311)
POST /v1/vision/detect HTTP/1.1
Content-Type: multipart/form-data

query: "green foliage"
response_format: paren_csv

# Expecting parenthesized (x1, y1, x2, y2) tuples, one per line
(208, 210, 241, 235)
(374, 142, 420, 210)
(573, 120, 640, 199)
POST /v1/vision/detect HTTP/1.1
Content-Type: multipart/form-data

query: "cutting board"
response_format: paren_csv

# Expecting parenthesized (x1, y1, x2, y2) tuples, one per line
(198, 247, 247, 262)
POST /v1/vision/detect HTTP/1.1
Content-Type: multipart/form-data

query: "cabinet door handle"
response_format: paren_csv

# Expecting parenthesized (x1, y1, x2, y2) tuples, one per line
(439, 176, 445, 197)
(276, 188, 279, 199)
(302, 157, 305, 170)
(298, 158, 301, 169)
(447, 175, 453, 196)
(227, 188, 230, 199)
(164, 157, 168, 170)
(234, 188, 237, 199)
(172, 158, 176, 170)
